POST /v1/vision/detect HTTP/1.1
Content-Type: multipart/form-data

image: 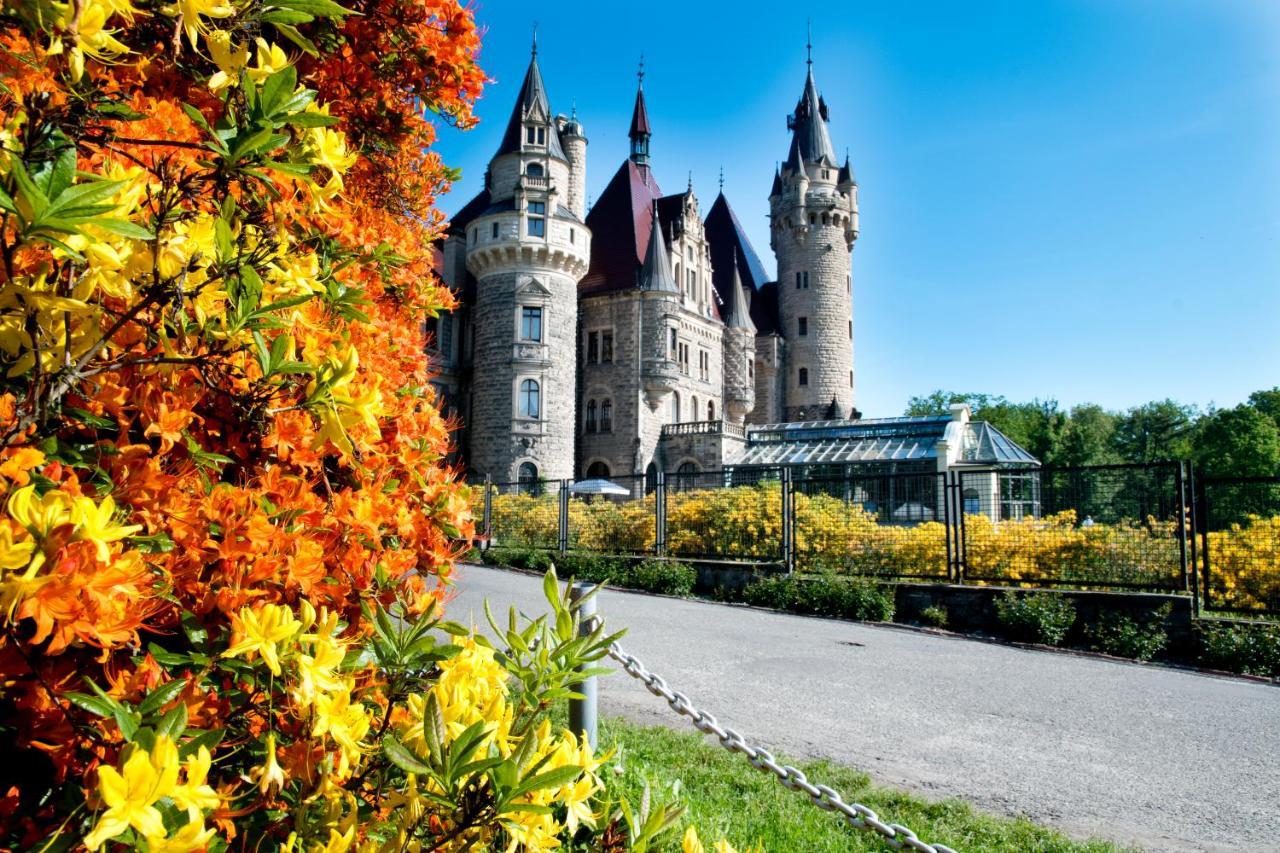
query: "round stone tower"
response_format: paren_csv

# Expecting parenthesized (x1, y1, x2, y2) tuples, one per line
(559, 108, 587, 220)
(465, 50, 590, 483)
(770, 61, 858, 421)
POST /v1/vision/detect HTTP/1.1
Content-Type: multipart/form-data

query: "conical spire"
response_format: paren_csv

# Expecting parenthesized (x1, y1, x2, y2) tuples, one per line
(837, 150, 855, 185)
(784, 63, 836, 170)
(639, 203, 677, 293)
(770, 164, 783, 197)
(724, 252, 755, 330)
(496, 52, 566, 160)
(629, 56, 652, 169)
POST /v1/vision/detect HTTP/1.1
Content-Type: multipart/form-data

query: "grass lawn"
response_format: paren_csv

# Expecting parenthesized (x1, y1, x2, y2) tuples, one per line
(598, 716, 1128, 852)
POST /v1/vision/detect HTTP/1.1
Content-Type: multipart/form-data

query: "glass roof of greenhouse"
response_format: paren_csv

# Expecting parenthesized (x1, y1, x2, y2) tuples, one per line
(731, 417, 1038, 468)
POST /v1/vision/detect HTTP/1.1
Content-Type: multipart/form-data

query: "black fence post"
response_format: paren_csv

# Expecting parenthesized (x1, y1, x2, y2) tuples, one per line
(482, 475, 493, 550)
(1196, 475, 1211, 613)
(956, 470, 968, 585)
(655, 471, 666, 557)
(1176, 462, 1189, 594)
(558, 479, 569, 555)
(943, 472, 955, 583)
(781, 468, 794, 573)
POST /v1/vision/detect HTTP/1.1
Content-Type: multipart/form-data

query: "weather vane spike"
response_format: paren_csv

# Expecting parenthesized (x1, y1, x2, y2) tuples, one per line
(638, 52, 645, 87)
(687, 170, 693, 192)
(806, 19, 813, 67)
(719, 165, 725, 192)
(531, 22, 538, 57)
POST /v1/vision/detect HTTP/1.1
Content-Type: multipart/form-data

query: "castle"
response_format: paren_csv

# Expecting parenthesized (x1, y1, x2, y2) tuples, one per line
(431, 44, 862, 486)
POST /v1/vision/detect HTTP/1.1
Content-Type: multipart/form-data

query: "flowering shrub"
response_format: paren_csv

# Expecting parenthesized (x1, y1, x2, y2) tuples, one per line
(1205, 515, 1280, 613)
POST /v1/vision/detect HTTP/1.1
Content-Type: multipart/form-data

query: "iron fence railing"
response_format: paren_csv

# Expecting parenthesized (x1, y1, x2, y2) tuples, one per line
(477, 463, 1278, 619)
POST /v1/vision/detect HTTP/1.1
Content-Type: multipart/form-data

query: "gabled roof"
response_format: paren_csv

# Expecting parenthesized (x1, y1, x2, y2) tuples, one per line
(961, 422, 1040, 466)
(705, 191, 771, 313)
(639, 203, 678, 293)
(496, 55, 567, 162)
(581, 159, 663, 295)
(785, 67, 837, 170)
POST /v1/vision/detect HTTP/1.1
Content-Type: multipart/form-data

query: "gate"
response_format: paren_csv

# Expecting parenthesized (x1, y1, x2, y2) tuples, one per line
(1196, 475, 1280, 617)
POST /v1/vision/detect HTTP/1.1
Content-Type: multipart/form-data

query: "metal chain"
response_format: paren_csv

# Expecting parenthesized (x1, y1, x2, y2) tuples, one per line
(607, 642, 959, 853)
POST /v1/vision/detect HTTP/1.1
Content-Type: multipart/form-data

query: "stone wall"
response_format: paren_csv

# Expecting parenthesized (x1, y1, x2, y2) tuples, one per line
(748, 334, 785, 425)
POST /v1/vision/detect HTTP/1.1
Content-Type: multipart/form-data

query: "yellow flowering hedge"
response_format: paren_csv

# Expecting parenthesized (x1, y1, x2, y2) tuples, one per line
(491, 487, 1280, 607)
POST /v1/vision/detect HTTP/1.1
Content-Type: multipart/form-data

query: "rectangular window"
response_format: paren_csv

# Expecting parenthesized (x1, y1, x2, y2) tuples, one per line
(520, 306, 542, 342)
(687, 269, 696, 298)
(795, 271, 802, 290)
(529, 201, 546, 215)
(587, 331, 599, 364)
(601, 331, 613, 363)
(798, 317, 808, 336)
(803, 271, 810, 289)
(849, 320, 853, 339)
(491, 221, 499, 239)
(525, 127, 535, 144)
(669, 328, 677, 357)
(570, 228, 575, 244)
(440, 315, 453, 354)
(536, 127, 545, 144)
(527, 217, 545, 237)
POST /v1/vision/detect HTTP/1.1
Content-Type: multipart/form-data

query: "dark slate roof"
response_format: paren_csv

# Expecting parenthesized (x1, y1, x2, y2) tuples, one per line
(496, 55, 568, 162)
(785, 67, 837, 170)
(837, 154, 855, 185)
(446, 187, 491, 237)
(705, 191, 770, 310)
(581, 159, 663, 295)
(751, 280, 782, 335)
(639, 203, 678, 293)
(629, 87, 651, 138)
(769, 166, 783, 197)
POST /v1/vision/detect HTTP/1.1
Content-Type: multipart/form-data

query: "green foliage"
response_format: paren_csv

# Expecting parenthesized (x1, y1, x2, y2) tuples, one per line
(994, 590, 1076, 645)
(1197, 621, 1280, 678)
(1086, 605, 1171, 661)
(627, 559, 697, 597)
(1193, 405, 1280, 477)
(743, 574, 896, 622)
(920, 604, 949, 629)
(484, 551, 697, 598)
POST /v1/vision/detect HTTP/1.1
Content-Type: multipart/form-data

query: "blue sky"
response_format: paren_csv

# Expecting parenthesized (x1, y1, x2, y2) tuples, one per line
(432, 0, 1280, 418)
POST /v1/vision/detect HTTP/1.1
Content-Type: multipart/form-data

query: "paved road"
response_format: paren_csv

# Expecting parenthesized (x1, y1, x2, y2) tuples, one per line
(448, 564, 1280, 852)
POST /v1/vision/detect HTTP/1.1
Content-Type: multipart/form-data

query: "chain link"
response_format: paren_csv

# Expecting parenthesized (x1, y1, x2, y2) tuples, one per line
(608, 642, 959, 853)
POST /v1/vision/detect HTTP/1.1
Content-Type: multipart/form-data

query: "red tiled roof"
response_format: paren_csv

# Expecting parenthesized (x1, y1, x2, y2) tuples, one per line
(629, 87, 651, 137)
(581, 160, 663, 295)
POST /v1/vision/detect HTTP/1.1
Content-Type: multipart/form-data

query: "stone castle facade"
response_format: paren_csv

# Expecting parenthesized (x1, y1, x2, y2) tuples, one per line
(431, 47, 860, 485)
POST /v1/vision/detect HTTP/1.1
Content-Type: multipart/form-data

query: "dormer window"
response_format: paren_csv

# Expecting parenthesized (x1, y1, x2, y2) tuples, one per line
(525, 126, 546, 146)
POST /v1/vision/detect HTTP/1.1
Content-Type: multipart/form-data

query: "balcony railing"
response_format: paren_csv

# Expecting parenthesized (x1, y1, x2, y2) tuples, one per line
(660, 420, 746, 439)
(520, 174, 551, 191)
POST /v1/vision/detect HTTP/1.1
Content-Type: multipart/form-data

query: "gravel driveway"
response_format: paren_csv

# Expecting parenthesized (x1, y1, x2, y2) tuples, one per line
(448, 564, 1280, 852)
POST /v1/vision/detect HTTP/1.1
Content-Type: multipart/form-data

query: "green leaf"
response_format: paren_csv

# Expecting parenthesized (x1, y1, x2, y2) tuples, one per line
(508, 765, 582, 800)
(286, 111, 341, 128)
(65, 692, 117, 717)
(383, 735, 432, 775)
(259, 66, 298, 118)
(139, 678, 189, 716)
(113, 706, 142, 741)
(269, 22, 319, 56)
(179, 728, 224, 759)
(155, 703, 188, 740)
(269, 0, 354, 18)
(93, 218, 154, 240)
(542, 569, 559, 611)
(261, 8, 315, 25)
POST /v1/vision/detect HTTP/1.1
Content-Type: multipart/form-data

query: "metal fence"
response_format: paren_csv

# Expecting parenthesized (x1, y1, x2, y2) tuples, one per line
(1197, 475, 1280, 618)
(480, 462, 1280, 616)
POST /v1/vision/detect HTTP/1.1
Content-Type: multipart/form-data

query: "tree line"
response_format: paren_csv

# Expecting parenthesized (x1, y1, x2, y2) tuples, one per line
(905, 388, 1280, 477)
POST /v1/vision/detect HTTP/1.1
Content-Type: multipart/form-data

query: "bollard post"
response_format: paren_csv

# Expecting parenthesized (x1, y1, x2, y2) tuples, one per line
(567, 581, 598, 749)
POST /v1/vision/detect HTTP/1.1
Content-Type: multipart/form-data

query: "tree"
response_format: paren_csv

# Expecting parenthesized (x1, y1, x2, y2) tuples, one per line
(1051, 404, 1120, 467)
(1193, 405, 1280, 478)
(1247, 387, 1280, 430)
(1112, 400, 1199, 463)
(904, 390, 1006, 417)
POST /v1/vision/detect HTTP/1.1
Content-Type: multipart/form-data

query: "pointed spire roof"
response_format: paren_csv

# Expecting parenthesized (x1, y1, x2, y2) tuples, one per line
(770, 165, 783, 197)
(724, 253, 755, 330)
(838, 151, 855, 185)
(496, 53, 567, 161)
(629, 86, 652, 139)
(785, 65, 836, 170)
(639, 203, 678, 292)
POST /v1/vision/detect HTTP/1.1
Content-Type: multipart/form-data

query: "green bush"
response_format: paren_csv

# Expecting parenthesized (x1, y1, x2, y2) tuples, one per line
(1087, 604, 1171, 661)
(1197, 621, 1280, 677)
(994, 590, 1076, 645)
(920, 604, 949, 629)
(481, 546, 554, 572)
(628, 559, 698, 597)
(743, 574, 895, 622)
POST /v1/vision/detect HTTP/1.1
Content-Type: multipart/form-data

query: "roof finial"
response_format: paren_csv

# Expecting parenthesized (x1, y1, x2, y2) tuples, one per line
(571, 99, 577, 120)
(806, 19, 813, 67)
(531, 22, 538, 57)
(687, 170, 693, 192)
(637, 52, 645, 88)
(719, 165, 724, 192)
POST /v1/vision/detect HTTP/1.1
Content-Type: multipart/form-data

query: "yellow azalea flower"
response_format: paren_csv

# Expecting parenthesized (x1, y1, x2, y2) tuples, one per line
(305, 125, 359, 183)
(206, 29, 248, 92)
(249, 733, 287, 795)
(70, 494, 143, 561)
(294, 635, 347, 709)
(0, 522, 35, 572)
(247, 38, 289, 84)
(683, 827, 705, 853)
(146, 818, 217, 853)
(223, 602, 302, 675)
(171, 745, 220, 813)
(83, 738, 180, 850)
(311, 681, 370, 773)
(162, 0, 235, 50)
(7, 485, 74, 538)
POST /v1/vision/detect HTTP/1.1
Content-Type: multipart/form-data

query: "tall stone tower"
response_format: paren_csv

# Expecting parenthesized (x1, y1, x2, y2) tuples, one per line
(770, 55, 859, 421)
(465, 47, 590, 482)
(558, 106, 587, 219)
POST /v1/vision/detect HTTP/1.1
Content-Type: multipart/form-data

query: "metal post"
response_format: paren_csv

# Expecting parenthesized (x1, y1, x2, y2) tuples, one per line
(567, 581, 598, 749)
(482, 475, 493, 550)
(944, 473, 954, 583)
(781, 468, 794, 573)
(655, 471, 666, 556)
(1188, 465, 1201, 616)
(1175, 462, 1189, 594)
(558, 479, 569, 555)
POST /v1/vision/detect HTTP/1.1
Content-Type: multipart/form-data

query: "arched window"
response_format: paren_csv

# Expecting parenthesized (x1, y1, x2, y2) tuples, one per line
(526, 162, 544, 177)
(586, 461, 611, 479)
(600, 399, 613, 432)
(518, 462, 538, 495)
(673, 460, 698, 493)
(519, 379, 540, 418)
(645, 462, 658, 495)
(691, 396, 698, 421)
(585, 399, 597, 433)
(671, 392, 680, 423)
(707, 401, 715, 420)
(798, 368, 809, 387)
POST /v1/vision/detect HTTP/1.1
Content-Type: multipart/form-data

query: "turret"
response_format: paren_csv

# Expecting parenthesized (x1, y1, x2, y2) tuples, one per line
(721, 252, 757, 425)
(769, 52, 858, 421)
(629, 58, 653, 177)
(558, 106, 587, 220)
(638, 203, 681, 409)
(464, 43, 591, 482)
